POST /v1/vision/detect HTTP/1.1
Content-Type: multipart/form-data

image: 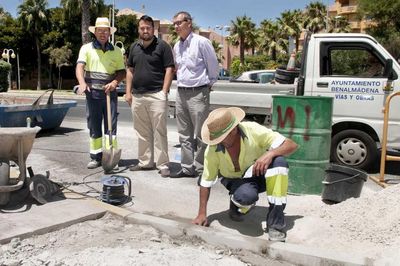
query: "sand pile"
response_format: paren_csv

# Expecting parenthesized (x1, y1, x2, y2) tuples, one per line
(0, 214, 289, 266)
(290, 183, 400, 263)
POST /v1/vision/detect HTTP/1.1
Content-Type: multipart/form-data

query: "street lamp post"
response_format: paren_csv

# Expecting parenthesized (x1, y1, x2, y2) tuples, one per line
(215, 25, 230, 69)
(2, 48, 16, 91)
(112, 0, 115, 44)
(16, 52, 20, 90)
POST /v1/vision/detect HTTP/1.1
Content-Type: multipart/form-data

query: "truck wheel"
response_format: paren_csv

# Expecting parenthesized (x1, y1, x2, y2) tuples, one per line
(331, 129, 378, 171)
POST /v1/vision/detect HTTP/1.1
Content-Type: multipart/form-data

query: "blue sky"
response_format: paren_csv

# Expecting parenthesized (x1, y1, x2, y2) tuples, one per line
(1, 0, 332, 30)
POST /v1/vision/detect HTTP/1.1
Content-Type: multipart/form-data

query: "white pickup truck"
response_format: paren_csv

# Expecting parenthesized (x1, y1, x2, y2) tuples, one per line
(169, 33, 400, 171)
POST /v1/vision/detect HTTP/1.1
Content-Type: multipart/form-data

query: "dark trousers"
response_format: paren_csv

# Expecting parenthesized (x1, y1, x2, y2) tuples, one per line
(86, 92, 118, 161)
(221, 156, 288, 231)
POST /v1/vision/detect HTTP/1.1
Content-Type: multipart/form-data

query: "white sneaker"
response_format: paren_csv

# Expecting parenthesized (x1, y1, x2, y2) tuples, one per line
(87, 160, 101, 169)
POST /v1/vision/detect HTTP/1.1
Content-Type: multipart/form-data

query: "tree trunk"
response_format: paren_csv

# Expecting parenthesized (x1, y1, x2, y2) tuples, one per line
(239, 36, 245, 65)
(58, 67, 62, 90)
(82, 0, 91, 44)
(49, 64, 54, 89)
(272, 48, 277, 61)
(35, 35, 41, 90)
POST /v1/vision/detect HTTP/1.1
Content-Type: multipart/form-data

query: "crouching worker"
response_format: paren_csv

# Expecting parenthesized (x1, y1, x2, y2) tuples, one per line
(192, 107, 298, 242)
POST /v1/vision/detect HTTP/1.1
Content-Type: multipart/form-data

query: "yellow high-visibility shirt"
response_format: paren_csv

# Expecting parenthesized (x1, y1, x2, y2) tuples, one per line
(200, 121, 286, 187)
(77, 41, 125, 90)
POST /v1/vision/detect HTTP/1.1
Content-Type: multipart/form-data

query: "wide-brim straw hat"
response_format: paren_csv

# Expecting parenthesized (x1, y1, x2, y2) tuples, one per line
(201, 107, 245, 145)
(89, 17, 117, 34)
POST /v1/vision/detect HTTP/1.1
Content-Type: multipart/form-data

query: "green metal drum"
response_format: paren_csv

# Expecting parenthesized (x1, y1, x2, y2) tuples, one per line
(272, 96, 333, 195)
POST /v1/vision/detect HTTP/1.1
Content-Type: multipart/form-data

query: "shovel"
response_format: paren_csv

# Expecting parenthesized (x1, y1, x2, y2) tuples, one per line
(102, 92, 121, 172)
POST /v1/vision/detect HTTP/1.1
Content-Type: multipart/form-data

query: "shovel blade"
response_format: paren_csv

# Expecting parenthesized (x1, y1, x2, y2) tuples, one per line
(102, 147, 122, 173)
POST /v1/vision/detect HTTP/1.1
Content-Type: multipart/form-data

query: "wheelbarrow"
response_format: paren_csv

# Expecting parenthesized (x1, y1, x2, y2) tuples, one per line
(0, 126, 55, 206)
(0, 90, 77, 130)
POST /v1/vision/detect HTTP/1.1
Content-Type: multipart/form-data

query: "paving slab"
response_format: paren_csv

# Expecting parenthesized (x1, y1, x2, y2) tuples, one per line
(0, 197, 106, 244)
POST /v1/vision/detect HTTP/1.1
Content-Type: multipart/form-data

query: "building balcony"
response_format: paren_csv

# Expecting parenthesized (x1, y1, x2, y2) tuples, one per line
(349, 21, 361, 29)
(338, 5, 358, 14)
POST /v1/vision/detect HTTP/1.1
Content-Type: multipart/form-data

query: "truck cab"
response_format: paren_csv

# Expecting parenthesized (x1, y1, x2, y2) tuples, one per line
(298, 33, 400, 170)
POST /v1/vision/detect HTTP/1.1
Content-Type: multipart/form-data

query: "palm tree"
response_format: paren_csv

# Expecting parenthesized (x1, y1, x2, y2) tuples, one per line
(228, 15, 256, 65)
(0, 7, 9, 22)
(61, 0, 101, 44)
(168, 24, 179, 47)
(211, 40, 222, 63)
(304, 1, 328, 33)
(258, 19, 286, 61)
(330, 16, 352, 33)
(246, 30, 258, 55)
(278, 9, 304, 52)
(18, 0, 48, 90)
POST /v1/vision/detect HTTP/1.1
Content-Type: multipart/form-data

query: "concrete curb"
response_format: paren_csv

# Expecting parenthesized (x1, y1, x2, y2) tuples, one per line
(0, 198, 107, 245)
(0, 212, 106, 245)
(88, 199, 373, 266)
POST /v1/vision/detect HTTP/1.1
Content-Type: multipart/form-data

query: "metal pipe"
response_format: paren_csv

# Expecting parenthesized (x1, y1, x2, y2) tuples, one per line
(326, 0, 330, 32)
(17, 53, 20, 90)
(2, 48, 15, 91)
(112, 0, 115, 44)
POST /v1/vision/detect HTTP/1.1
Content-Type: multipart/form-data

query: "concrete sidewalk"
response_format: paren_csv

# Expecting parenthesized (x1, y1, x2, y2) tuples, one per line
(0, 90, 382, 265)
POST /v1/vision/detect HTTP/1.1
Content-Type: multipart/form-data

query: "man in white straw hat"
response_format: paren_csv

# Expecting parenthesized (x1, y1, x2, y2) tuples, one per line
(76, 17, 125, 169)
(192, 107, 298, 242)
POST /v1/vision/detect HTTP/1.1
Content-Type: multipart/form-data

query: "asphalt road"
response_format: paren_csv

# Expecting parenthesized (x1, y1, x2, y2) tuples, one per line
(66, 97, 132, 122)
(66, 97, 177, 127)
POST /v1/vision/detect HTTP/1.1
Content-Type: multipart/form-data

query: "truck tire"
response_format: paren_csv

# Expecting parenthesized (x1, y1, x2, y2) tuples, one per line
(275, 67, 300, 84)
(275, 73, 294, 84)
(330, 129, 378, 171)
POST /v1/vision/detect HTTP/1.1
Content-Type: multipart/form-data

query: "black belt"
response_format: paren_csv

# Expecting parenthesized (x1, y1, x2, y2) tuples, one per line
(178, 84, 208, 90)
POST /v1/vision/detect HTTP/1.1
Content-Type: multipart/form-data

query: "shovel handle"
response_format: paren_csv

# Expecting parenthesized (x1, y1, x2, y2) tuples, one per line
(106, 92, 112, 145)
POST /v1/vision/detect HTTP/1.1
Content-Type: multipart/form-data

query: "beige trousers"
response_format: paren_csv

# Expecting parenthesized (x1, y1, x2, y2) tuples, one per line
(132, 90, 169, 169)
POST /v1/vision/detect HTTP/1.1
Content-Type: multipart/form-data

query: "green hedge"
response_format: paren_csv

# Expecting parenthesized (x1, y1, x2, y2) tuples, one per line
(0, 60, 11, 92)
(229, 55, 280, 77)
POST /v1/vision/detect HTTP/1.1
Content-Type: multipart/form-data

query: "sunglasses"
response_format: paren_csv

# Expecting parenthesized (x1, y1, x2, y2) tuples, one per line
(95, 29, 110, 34)
(173, 19, 189, 26)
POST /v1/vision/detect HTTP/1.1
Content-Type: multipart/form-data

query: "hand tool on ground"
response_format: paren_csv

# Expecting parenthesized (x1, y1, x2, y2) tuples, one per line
(102, 92, 121, 172)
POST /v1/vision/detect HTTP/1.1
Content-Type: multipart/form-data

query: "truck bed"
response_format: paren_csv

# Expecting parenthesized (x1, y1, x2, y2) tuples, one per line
(168, 80, 295, 116)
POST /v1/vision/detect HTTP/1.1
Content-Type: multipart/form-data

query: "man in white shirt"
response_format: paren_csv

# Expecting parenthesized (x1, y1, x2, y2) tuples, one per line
(171, 11, 219, 179)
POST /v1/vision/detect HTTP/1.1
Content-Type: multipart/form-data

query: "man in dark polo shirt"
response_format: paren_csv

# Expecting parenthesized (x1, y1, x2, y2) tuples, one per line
(125, 15, 175, 177)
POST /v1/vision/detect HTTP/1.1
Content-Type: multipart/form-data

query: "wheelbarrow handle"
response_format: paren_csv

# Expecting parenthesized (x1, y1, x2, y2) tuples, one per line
(32, 89, 55, 108)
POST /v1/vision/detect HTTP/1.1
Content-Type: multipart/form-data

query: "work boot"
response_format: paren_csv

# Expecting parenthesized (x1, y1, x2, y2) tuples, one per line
(228, 201, 244, 222)
(268, 228, 286, 242)
(159, 168, 170, 177)
(169, 169, 196, 178)
(87, 160, 101, 169)
(129, 164, 156, 171)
